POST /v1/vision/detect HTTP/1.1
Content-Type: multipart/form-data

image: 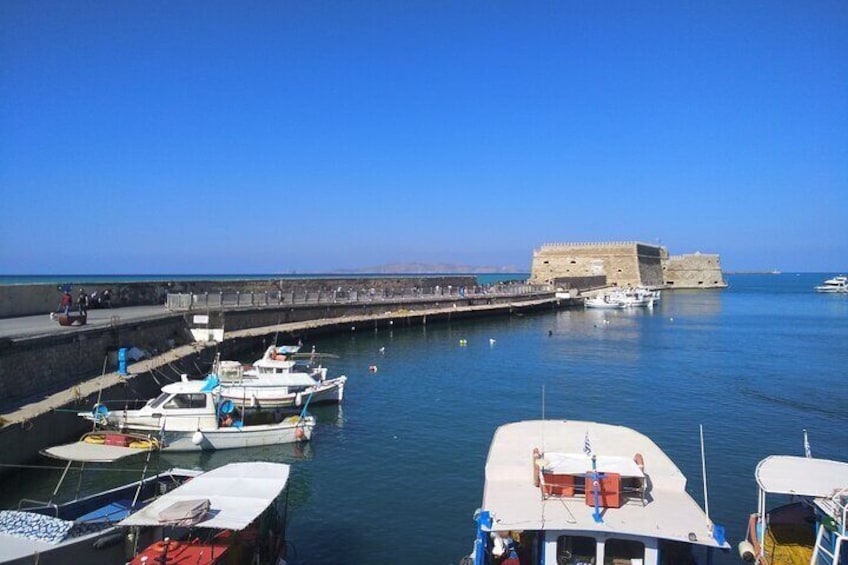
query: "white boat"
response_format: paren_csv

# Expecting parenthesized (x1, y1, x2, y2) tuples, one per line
(121, 462, 294, 564)
(0, 432, 198, 565)
(815, 275, 848, 293)
(738, 455, 848, 564)
(79, 376, 315, 452)
(216, 348, 347, 410)
(463, 420, 729, 565)
(584, 296, 626, 309)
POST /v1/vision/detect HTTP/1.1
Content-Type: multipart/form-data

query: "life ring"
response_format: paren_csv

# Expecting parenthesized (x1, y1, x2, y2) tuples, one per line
(152, 539, 181, 553)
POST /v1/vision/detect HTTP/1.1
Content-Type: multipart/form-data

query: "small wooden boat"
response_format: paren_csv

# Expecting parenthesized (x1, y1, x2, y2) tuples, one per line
(0, 432, 199, 564)
(121, 462, 294, 565)
(78, 375, 315, 452)
(738, 455, 848, 564)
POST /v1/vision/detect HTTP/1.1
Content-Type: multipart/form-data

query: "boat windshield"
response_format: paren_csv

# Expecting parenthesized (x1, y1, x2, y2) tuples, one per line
(147, 392, 171, 409)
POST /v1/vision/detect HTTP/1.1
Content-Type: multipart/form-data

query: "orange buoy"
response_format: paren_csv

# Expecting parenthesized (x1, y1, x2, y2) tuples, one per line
(295, 427, 305, 440)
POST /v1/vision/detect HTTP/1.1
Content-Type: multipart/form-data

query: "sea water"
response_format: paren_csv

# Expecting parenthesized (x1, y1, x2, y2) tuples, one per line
(4, 273, 847, 564)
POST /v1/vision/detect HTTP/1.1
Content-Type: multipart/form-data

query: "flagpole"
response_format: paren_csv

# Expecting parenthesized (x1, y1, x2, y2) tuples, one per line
(700, 424, 711, 529)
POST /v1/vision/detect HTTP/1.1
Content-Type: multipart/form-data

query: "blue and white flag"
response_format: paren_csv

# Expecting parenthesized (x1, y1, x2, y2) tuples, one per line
(583, 431, 592, 456)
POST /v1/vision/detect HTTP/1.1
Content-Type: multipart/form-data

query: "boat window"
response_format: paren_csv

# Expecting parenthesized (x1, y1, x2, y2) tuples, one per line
(556, 534, 596, 565)
(148, 392, 171, 409)
(604, 538, 644, 564)
(164, 394, 207, 409)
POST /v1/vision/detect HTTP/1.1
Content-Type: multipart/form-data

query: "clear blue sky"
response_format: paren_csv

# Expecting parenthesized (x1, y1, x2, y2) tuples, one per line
(2, 2, 846, 274)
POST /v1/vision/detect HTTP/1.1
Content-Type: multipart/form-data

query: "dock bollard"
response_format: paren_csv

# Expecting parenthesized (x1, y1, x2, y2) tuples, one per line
(118, 347, 128, 375)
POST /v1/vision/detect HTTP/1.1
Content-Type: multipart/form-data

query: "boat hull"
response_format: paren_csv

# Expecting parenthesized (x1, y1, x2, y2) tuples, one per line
(219, 377, 346, 410)
(154, 419, 314, 451)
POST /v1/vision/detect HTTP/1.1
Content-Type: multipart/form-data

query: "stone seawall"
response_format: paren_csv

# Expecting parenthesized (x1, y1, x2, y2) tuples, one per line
(0, 276, 479, 319)
(0, 315, 194, 406)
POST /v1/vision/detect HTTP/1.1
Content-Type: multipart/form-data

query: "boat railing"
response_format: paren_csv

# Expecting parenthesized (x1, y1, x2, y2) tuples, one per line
(17, 499, 59, 517)
(165, 283, 555, 311)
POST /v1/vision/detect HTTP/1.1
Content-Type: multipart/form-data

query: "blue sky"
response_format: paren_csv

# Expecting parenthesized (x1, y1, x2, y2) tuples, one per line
(2, 2, 846, 273)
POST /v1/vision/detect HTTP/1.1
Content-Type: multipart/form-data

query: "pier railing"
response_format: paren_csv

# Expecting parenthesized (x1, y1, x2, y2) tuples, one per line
(165, 283, 554, 312)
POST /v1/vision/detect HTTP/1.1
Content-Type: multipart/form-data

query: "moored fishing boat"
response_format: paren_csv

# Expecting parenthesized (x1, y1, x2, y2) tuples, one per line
(0, 432, 198, 564)
(462, 420, 729, 565)
(216, 351, 346, 410)
(79, 376, 315, 452)
(120, 462, 294, 565)
(584, 296, 626, 309)
(737, 454, 848, 564)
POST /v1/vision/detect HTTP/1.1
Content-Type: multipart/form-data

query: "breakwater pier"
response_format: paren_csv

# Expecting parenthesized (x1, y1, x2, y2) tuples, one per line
(0, 276, 571, 475)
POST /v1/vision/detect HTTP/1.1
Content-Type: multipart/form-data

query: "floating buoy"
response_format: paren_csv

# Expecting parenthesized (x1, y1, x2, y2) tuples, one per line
(369, 365, 378, 373)
(489, 338, 496, 346)
(379, 346, 385, 354)
(459, 339, 467, 346)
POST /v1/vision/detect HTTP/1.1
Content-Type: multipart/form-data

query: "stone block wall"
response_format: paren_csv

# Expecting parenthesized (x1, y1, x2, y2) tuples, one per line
(663, 253, 727, 288)
(530, 241, 666, 288)
(0, 316, 194, 405)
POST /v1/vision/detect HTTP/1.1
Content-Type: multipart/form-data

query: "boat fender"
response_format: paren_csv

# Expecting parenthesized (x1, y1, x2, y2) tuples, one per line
(92, 403, 110, 423)
(737, 540, 755, 562)
(490, 533, 507, 557)
(250, 393, 257, 408)
(295, 392, 302, 407)
(92, 531, 125, 550)
(192, 430, 204, 445)
(295, 427, 305, 440)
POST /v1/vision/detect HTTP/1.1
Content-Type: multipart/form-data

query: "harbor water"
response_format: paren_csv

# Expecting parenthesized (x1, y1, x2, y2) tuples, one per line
(4, 273, 847, 564)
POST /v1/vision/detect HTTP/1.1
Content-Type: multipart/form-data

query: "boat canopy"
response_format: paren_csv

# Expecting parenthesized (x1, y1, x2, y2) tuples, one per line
(225, 372, 317, 388)
(755, 455, 848, 497)
(42, 437, 156, 463)
(120, 462, 290, 531)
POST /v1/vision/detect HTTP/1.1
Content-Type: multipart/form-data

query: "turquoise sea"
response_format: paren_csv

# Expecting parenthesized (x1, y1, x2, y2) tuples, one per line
(3, 273, 847, 564)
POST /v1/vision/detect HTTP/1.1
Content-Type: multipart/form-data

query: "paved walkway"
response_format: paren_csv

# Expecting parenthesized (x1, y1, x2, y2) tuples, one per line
(0, 305, 175, 339)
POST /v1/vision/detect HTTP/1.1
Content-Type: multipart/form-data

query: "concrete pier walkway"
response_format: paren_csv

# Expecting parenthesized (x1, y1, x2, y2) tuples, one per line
(0, 305, 174, 339)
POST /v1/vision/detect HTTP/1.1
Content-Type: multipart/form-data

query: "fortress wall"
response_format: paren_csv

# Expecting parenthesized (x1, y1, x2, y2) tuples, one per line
(663, 253, 727, 288)
(531, 242, 664, 288)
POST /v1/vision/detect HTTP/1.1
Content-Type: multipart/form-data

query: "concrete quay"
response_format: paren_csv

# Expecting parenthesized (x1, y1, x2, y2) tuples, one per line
(0, 290, 575, 476)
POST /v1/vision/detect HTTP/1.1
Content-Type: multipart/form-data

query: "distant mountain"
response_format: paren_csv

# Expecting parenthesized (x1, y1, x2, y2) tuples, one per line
(331, 263, 525, 274)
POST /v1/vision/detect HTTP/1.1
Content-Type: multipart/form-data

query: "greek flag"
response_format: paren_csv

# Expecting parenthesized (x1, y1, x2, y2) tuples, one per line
(583, 431, 592, 456)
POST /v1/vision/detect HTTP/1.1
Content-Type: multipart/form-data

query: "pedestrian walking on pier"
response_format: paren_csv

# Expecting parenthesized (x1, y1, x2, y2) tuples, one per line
(51, 290, 73, 320)
(77, 288, 89, 316)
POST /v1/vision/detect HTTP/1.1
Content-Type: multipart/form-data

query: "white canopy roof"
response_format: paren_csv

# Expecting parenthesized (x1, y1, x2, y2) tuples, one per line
(42, 436, 154, 463)
(480, 420, 727, 548)
(755, 455, 848, 497)
(120, 462, 290, 531)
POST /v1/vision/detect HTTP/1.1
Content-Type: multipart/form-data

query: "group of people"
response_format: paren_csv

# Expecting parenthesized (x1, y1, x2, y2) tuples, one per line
(51, 287, 112, 320)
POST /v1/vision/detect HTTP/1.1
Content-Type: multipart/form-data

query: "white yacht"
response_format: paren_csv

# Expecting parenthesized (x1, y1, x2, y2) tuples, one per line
(815, 275, 848, 293)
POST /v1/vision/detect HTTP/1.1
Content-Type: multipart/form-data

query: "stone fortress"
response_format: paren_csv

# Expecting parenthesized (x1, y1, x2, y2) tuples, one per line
(529, 241, 726, 289)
